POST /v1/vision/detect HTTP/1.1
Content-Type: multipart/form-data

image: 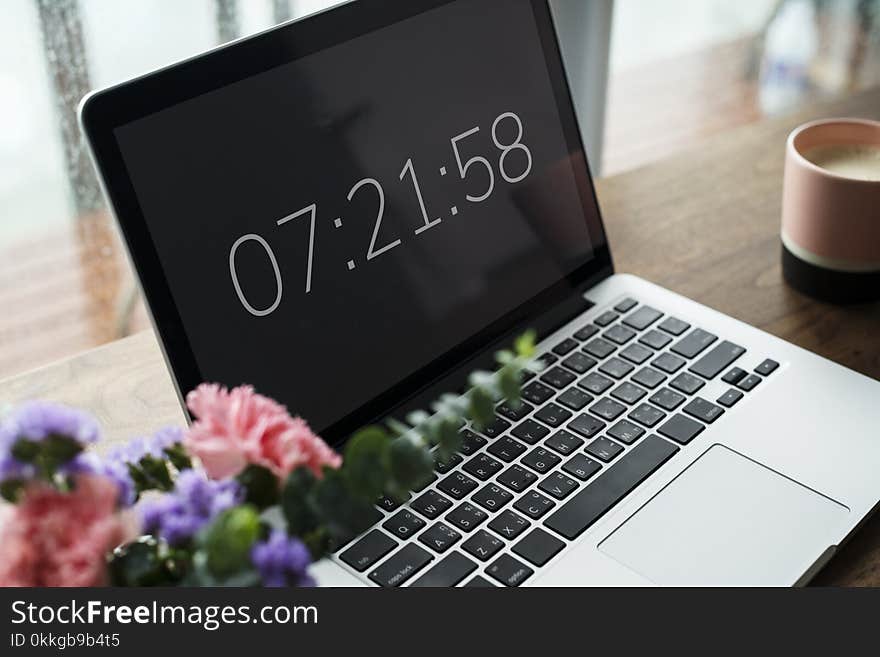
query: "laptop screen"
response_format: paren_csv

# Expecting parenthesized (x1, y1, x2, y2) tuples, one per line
(111, 0, 606, 438)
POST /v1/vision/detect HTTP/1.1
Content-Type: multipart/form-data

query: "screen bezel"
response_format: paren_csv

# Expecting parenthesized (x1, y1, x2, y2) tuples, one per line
(80, 0, 614, 443)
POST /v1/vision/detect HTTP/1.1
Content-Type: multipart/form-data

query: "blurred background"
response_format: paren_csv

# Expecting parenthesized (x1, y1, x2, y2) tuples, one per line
(1, 0, 879, 379)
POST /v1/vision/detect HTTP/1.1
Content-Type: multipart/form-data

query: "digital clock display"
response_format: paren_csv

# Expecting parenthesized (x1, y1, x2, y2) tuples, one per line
(115, 0, 603, 437)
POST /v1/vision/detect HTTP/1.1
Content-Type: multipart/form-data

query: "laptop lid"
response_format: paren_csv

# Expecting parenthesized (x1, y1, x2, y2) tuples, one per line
(80, 0, 612, 444)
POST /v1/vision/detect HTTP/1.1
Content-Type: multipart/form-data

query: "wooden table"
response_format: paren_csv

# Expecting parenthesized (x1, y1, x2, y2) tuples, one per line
(2, 88, 879, 585)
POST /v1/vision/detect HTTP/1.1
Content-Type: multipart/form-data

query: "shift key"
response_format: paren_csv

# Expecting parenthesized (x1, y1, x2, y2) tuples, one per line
(543, 435, 679, 540)
(689, 340, 746, 379)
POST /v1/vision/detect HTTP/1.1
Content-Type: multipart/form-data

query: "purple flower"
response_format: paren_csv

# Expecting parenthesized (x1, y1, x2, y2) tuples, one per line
(0, 401, 100, 449)
(66, 452, 136, 507)
(140, 469, 242, 546)
(0, 401, 101, 483)
(109, 426, 184, 466)
(251, 530, 315, 587)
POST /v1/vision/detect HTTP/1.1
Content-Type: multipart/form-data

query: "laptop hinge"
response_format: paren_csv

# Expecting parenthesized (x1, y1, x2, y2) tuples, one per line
(379, 290, 594, 426)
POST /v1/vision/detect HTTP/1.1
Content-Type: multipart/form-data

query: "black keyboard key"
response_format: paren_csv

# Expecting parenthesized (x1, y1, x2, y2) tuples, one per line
(497, 465, 538, 492)
(556, 387, 593, 411)
(671, 328, 717, 358)
(594, 310, 618, 327)
(722, 367, 747, 384)
(434, 451, 463, 475)
(462, 453, 503, 480)
(544, 429, 584, 456)
(631, 367, 667, 389)
(522, 447, 561, 474)
(611, 382, 648, 404)
(669, 372, 705, 395)
(476, 417, 511, 439)
(606, 419, 645, 445)
(658, 317, 690, 336)
(487, 436, 527, 462)
(462, 529, 504, 561)
(628, 403, 666, 428)
(561, 352, 598, 374)
(411, 472, 438, 493)
(657, 413, 705, 445)
(410, 551, 476, 587)
(418, 522, 461, 553)
(411, 489, 454, 519)
(755, 359, 779, 376)
(511, 419, 550, 444)
(487, 554, 534, 587)
(458, 429, 487, 456)
(464, 575, 495, 587)
(538, 472, 580, 499)
(368, 544, 433, 587)
(568, 413, 606, 438)
(640, 329, 672, 350)
(488, 510, 530, 540)
(583, 337, 617, 359)
(496, 400, 534, 422)
(471, 483, 513, 512)
(653, 352, 686, 373)
(544, 435, 679, 540)
(513, 528, 565, 567)
(552, 338, 579, 356)
(614, 297, 638, 313)
(514, 491, 556, 519)
(562, 453, 602, 481)
(599, 357, 635, 379)
(383, 510, 426, 539)
(648, 387, 686, 411)
(737, 374, 761, 391)
(437, 471, 479, 499)
(339, 530, 397, 572)
(603, 324, 637, 345)
(541, 366, 577, 390)
(619, 343, 653, 365)
(717, 388, 744, 408)
(446, 503, 488, 533)
(689, 340, 746, 379)
(522, 381, 555, 405)
(573, 324, 599, 341)
(377, 494, 403, 512)
(683, 397, 724, 423)
(589, 397, 627, 420)
(534, 402, 573, 428)
(579, 372, 614, 395)
(623, 305, 663, 330)
(585, 437, 624, 462)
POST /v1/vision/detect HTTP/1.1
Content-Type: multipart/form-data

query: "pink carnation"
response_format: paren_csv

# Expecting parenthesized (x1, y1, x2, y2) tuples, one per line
(0, 475, 137, 587)
(184, 384, 341, 480)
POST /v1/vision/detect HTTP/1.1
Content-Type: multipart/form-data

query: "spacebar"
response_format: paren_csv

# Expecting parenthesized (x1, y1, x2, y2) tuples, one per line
(543, 435, 679, 540)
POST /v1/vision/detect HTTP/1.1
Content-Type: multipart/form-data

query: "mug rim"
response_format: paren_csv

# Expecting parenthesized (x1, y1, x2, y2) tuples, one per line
(787, 117, 880, 185)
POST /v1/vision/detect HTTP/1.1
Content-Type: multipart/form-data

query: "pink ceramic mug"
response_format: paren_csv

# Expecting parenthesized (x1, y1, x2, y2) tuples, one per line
(781, 117, 880, 303)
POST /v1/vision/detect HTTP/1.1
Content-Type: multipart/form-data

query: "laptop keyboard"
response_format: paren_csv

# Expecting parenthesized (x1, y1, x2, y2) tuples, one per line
(335, 297, 781, 586)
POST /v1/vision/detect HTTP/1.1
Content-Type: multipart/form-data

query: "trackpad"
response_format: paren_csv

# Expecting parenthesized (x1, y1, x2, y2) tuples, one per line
(599, 445, 848, 585)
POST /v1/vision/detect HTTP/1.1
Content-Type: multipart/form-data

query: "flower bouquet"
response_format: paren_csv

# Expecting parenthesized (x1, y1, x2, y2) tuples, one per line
(0, 334, 536, 587)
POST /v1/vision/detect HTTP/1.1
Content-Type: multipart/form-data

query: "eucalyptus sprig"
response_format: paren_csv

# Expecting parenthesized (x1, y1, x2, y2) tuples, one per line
(280, 331, 539, 559)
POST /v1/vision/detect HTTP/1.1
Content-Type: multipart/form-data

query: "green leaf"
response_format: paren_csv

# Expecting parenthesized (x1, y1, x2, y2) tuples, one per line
(107, 536, 187, 587)
(42, 434, 84, 465)
(199, 506, 261, 578)
(498, 365, 521, 406)
(311, 468, 377, 548)
(10, 439, 39, 463)
(468, 386, 495, 429)
(163, 443, 192, 471)
(136, 454, 175, 492)
(514, 330, 537, 357)
(434, 417, 463, 463)
(343, 426, 391, 500)
(236, 464, 280, 510)
(0, 479, 23, 504)
(281, 467, 320, 537)
(386, 417, 411, 437)
(388, 435, 434, 492)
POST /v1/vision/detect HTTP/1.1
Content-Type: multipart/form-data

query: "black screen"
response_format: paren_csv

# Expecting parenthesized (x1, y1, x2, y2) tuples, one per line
(114, 0, 603, 435)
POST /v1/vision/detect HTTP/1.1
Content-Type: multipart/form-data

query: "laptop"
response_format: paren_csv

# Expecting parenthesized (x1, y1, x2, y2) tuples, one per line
(80, 0, 880, 586)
